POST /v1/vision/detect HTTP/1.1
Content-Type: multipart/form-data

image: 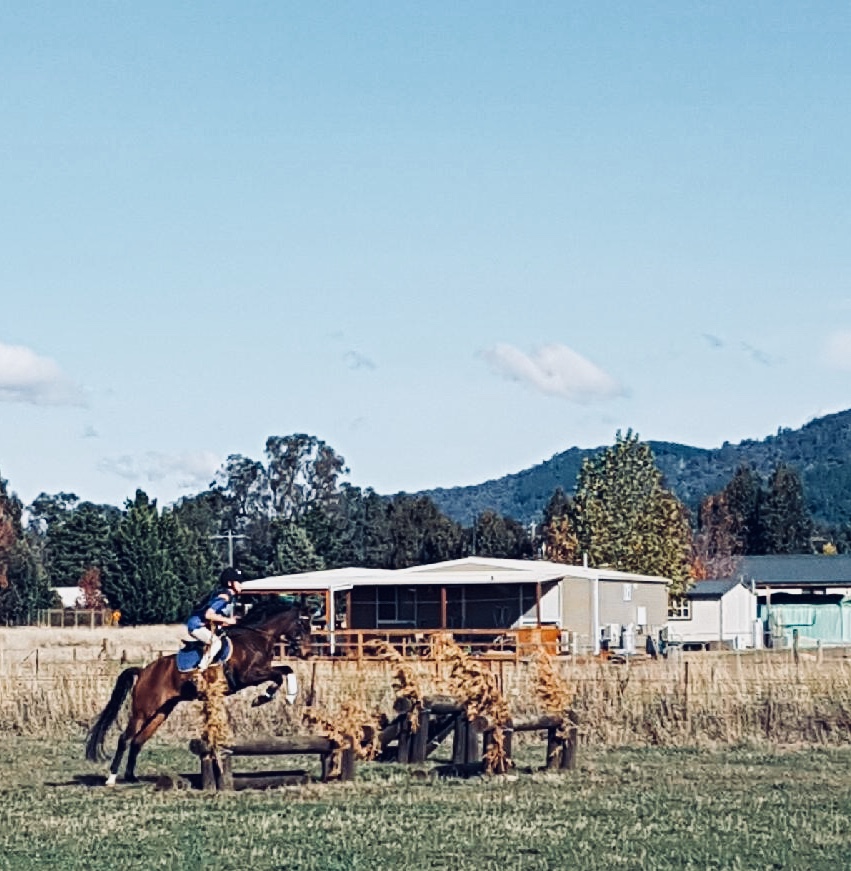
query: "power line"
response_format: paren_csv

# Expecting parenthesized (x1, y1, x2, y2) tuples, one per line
(209, 530, 248, 567)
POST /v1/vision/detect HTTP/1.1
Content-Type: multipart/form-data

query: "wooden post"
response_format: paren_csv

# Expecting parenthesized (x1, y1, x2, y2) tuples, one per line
(219, 751, 234, 791)
(440, 586, 447, 629)
(411, 706, 430, 763)
(339, 746, 356, 782)
(561, 727, 577, 770)
(535, 581, 542, 626)
(200, 755, 217, 791)
(545, 727, 561, 770)
(502, 726, 513, 762)
(451, 715, 467, 765)
(397, 716, 411, 764)
(465, 717, 480, 764)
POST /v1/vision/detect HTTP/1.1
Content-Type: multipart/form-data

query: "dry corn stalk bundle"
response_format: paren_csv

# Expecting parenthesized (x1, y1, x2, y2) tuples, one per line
(531, 650, 577, 762)
(199, 667, 233, 749)
(303, 696, 383, 776)
(531, 649, 573, 714)
(366, 639, 427, 732)
(432, 635, 512, 773)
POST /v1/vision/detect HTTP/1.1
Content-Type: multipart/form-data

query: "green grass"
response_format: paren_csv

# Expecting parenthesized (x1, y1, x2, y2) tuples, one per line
(1, 736, 849, 870)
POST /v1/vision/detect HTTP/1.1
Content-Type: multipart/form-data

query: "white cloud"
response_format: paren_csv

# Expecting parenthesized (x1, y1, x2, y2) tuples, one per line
(99, 450, 220, 492)
(0, 341, 87, 406)
(479, 342, 625, 403)
(344, 350, 376, 370)
(823, 330, 851, 371)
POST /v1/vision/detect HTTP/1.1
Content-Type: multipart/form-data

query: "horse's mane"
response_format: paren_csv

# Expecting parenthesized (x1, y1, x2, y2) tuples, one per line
(237, 596, 301, 629)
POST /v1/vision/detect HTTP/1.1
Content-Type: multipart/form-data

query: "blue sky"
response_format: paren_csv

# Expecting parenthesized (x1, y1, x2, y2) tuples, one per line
(2, 2, 850, 509)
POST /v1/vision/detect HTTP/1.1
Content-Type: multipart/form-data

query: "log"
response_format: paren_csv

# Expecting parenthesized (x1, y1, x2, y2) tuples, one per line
(423, 695, 464, 716)
(190, 736, 336, 757)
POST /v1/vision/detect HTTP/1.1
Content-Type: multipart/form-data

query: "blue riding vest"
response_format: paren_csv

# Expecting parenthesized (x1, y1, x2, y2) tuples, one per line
(187, 588, 234, 631)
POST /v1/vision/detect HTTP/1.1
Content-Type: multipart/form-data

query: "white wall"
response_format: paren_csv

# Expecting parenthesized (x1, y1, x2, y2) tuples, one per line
(669, 586, 757, 648)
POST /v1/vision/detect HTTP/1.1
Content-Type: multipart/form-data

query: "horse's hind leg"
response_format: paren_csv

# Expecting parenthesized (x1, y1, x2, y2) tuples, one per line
(123, 699, 180, 783)
(105, 731, 129, 786)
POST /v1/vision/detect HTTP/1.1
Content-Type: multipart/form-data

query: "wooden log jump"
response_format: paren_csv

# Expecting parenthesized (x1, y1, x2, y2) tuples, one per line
(373, 695, 578, 775)
(483, 716, 578, 772)
(188, 736, 355, 791)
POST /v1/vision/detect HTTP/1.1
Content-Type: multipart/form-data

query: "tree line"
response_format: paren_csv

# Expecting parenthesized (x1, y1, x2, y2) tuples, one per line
(0, 431, 825, 625)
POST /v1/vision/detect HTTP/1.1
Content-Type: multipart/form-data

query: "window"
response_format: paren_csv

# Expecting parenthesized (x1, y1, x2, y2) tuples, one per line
(376, 588, 417, 624)
(667, 596, 691, 620)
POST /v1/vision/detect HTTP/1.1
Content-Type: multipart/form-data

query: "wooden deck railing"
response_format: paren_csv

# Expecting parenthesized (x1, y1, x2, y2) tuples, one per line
(279, 626, 565, 662)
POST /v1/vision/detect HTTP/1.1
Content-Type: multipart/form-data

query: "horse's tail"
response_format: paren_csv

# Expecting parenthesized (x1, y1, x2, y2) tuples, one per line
(85, 667, 141, 762)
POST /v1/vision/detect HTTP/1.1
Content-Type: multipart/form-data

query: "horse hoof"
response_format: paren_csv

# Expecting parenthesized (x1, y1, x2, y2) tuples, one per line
(252, 693, 273, 707)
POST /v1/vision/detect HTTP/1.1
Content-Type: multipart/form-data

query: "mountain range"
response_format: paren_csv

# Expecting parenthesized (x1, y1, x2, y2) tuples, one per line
(411, 409, 851, 529)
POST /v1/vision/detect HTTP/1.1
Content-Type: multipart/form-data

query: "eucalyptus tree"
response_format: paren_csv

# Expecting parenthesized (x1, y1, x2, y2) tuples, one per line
(471, 510, 533, 559)
(387, 494, 465, 569)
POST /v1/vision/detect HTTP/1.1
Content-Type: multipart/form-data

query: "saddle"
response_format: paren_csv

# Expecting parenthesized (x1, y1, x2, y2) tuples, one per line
(175, 636, 234, 674)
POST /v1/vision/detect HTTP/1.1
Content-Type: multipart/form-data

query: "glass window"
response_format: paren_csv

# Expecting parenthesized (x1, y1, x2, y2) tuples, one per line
(667, 596, 691, 620)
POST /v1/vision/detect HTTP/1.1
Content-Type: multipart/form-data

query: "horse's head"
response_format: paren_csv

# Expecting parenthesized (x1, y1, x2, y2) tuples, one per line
(283, 609, 313, 659)
(236, 596, 313, 659)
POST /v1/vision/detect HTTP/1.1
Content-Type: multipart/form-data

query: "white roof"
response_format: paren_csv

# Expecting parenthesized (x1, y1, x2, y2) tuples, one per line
(53, 586, 83, 607)
(240, 557, 669, 593)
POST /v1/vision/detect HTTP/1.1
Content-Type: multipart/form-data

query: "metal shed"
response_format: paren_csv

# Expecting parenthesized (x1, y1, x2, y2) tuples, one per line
(240, 557, 670, 656)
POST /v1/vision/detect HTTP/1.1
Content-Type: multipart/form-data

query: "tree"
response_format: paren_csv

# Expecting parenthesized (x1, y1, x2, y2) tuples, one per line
(542, 487, 580, 564)
(572, 431, 693, 594)
(760, 463, 813, 554)
(265, 434, 348, 521)
(0, 474, 53, 624)
(102, 491, 212, 624)
(723, 464, 764, 554)
(471, 511, 533, 559)
(40, 501, 119, 589)
(692, 491, 741, 579)
(544, 514, 581, 565)
(386, 495, 465, 569)
(270, 521, 325, 574)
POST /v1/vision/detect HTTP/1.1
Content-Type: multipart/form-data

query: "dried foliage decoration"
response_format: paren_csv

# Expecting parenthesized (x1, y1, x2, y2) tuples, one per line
(303, 697, 383, 776)
(433, 635, 513, 774)
(199, 667, 233, 750)
(367, 639, 426, 732)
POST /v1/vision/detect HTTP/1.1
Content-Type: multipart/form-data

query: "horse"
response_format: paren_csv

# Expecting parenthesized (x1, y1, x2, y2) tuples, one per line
(85, 597, 311, 785)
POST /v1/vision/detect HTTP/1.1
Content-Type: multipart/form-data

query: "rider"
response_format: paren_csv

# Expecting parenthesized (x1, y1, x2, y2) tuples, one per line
(186, 567, 244, 671)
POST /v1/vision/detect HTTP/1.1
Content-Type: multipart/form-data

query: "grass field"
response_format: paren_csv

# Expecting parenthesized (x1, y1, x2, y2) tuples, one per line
(0, 736, 849, 870)
(2, 628, 851, 869)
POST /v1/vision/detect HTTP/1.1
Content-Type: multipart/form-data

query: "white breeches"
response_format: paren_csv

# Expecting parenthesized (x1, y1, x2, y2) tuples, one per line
(189, 626, 220, 666)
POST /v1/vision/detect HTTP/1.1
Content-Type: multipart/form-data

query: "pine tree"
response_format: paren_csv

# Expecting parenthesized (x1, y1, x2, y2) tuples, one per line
(0, 474, 53, 624)
(760, 464, 813, 554)
(723, 465, 764, 554)
(102, 490, 213, 624)
(271, 521, 325, 574)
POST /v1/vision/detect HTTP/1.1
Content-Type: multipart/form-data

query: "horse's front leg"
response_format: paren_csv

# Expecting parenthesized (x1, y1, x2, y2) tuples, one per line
(251, 667, 297, 706)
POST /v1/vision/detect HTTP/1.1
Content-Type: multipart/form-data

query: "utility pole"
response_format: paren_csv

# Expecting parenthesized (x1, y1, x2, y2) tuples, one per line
(209, 530, 248, 567)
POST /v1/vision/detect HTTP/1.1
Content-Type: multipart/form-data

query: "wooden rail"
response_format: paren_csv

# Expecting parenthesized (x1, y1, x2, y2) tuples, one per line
(288, 626, 564, 661)
(188, 736, 355, 791)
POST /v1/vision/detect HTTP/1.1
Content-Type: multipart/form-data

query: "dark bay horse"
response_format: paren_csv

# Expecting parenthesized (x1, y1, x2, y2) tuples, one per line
(85, 598, 311, 785)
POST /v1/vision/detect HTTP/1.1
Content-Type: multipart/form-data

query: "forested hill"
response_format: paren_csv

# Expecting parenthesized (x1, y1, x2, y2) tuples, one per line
(412, 409, 851, 527)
